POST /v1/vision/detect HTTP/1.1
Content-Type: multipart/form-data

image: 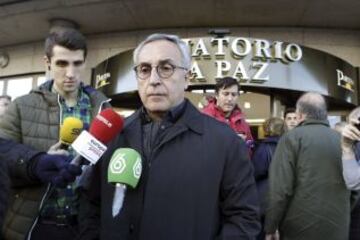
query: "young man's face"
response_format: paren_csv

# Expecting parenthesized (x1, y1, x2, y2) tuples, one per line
(216, 84, 239, 115)
(135, 40, 189, 118)
(45, 45, 86, 95)
(285, 112, 298, 130)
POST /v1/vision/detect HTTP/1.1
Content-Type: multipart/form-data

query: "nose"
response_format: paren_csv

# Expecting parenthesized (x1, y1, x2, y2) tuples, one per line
(226, 94, 234, 101)
(148, 67, 161, 85)
(66, 65, 76, 79)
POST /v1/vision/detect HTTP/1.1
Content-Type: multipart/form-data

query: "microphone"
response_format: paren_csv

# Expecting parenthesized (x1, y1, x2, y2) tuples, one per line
(108, 148, 142, 217)
(71, 108, 124, 165)
(59, 117, 83, 149)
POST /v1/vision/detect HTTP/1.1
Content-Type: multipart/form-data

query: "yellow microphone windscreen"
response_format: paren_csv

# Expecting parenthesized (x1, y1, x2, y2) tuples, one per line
(60, 117, 83, 145)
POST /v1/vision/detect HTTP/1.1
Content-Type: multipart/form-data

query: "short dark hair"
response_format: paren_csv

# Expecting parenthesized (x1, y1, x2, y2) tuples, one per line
(215, 77, 240, 94)
(0, 95, 11, 101)
(45, 29, 87, 60)
(296, 92, 327, 121)
(284, 107, 296, 118)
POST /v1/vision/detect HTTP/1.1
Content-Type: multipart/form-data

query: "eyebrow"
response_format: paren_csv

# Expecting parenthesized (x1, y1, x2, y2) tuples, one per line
(138, 58, 177, 65)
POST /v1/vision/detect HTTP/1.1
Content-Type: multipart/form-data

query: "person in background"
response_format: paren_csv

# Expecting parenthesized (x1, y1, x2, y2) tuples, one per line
(79, 33, 260, 240)
(340, 107, 360, 240)
(252, 117, 284, 240)
(0, 28, 109, 240)
(0, 95, 11, 118)
(265, 92, 350, 240)
(202, 77, 254, 149)
(283, 107, 298, 131)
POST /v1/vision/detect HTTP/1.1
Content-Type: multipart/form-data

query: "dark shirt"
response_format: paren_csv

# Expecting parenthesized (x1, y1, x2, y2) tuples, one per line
(140, 101, 186, 163)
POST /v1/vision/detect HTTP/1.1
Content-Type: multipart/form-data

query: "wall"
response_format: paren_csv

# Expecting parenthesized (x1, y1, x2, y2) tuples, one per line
(1, 27, 360, 86)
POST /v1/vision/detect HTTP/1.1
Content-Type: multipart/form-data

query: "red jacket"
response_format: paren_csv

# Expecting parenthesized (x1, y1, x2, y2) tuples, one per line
(202, 99, 254, 144)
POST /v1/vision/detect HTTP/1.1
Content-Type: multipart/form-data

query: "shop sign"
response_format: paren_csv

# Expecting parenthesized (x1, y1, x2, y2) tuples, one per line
(183, 37, 302, 83)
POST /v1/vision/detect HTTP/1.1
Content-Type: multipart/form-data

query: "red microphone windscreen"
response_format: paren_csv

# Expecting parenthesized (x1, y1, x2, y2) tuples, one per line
(89, 108, 124, 144)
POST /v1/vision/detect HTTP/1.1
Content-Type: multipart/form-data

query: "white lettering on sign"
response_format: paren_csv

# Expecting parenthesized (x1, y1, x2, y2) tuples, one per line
(336, 69, 354, 92)
(183, 37, 303, 83)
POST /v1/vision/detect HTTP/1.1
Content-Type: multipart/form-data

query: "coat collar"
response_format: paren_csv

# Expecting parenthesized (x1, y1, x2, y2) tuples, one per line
(31, 80, 109, 113)
(297, 119, 330, 127)
(125, 99, 204, 135)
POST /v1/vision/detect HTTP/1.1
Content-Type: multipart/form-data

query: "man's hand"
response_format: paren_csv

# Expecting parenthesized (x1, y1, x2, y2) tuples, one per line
(265, 231, 280, 240)
(31, 153, 82, 188)
(47, 141, 69, 156)
(341, 118, 360, 160)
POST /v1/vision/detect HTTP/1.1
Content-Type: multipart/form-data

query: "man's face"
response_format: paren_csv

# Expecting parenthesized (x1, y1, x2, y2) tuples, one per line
(136, 40, 189, 117)
(0, 98, 10, 117)
(216, 85, 239, 115)
(285, 112, 298, 130)
(45, 45, 85, 95)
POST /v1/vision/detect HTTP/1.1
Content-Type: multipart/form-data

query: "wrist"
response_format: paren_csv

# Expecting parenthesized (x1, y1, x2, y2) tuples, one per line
(342, 147, 355, 161)
(27, 153, 45, 181)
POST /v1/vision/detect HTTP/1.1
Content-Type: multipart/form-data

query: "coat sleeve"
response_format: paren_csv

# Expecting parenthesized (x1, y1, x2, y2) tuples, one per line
(0, 158, 9, 232)
(252, 143, 271, 180)
(0, 138, 42, 187)
(264, 134, 297, 233)
(0, 101, 44, 186)
(217, 136, 261, 239)
(77, 160, 102, 240)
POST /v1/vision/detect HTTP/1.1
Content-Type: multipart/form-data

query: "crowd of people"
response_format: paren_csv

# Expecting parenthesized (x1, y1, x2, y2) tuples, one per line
(0, 27, 360, 240)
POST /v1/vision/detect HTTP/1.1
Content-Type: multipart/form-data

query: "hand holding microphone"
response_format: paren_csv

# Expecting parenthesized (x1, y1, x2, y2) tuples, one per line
(32, 154, 82, 188)
(29, 117, 84, 188)
(47, 117, 84, 155)
(107, 148, 142, 217)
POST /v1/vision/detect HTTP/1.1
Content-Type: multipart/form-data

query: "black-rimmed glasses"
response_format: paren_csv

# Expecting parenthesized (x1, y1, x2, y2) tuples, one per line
(133, 62, 188, 80)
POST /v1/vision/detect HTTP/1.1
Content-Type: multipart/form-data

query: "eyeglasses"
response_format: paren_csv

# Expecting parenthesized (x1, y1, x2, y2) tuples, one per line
(133, 62, 188, 80)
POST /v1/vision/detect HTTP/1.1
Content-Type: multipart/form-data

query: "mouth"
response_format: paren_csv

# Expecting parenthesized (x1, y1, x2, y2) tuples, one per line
(64, 81, 76, 85)
(147, 93, 166, 97)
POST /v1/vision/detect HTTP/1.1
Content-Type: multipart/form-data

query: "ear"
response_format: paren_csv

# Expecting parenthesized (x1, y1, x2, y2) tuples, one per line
(184, 71, 191, 90)
(297, 112, 306, 122)
(44, 56, 51, 70)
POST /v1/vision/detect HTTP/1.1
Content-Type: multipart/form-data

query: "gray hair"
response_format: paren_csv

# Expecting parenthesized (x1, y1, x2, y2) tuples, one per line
(296, 92, 327, 121)
(133, 33, 191, 70)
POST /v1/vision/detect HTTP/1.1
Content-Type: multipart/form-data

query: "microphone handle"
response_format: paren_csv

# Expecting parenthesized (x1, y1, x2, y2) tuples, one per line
(112, 184, 127, 217)
(60, 143, 69, 150)
(71, 154, 83, 166)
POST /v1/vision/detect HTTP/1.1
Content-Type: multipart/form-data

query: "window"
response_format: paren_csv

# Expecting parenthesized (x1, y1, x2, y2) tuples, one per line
(0, 81, 4, 95)
(0, 73, 45, 100)
(7, 77, 33, 99)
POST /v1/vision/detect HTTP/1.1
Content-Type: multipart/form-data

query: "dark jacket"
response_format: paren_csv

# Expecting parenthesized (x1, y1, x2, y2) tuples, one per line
(252, 136, 280, 215)
(0, 80, 109, 240)
(0, 141, 10, 237)
(0, 162, 6, 239)
(265, 120, 351, 240)
(80, 100, 260, 240)
(0, 139, 42, 240)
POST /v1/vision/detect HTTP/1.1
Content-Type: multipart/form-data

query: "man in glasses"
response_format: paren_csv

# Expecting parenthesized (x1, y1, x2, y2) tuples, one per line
(79, 33, 260, 240)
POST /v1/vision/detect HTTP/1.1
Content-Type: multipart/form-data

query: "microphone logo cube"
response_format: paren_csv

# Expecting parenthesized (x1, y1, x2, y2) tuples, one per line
(108, 148, 142, 188)
(110, 153, 126, 174)
(133, 159, 142, 179)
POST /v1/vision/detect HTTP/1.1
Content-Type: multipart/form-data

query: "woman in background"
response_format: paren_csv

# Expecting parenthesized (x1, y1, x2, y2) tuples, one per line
(252, 117, 285, 240)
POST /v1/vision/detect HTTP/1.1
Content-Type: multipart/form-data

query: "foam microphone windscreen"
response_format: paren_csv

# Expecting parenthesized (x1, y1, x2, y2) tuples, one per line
(89, 108, 124, 144)
(60, 117, 84, 145)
